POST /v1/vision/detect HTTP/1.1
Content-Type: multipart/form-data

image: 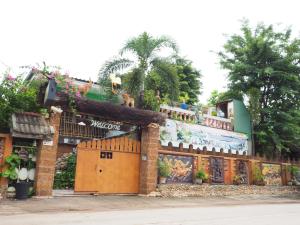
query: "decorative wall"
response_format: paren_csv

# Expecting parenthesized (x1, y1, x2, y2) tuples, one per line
(160, 119, 248, 153)
(236, 160, 249, 184)
(210, 157, 224, 183)
(262, 163, 282, 185)
(159, 154, 193, 183)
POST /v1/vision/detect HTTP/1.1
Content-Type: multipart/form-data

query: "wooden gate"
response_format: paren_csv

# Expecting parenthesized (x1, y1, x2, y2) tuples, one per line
(74, 136, 141, 194)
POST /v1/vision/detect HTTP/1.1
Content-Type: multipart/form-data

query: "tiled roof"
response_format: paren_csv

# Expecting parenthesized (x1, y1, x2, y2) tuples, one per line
(11, 112, 54, 139)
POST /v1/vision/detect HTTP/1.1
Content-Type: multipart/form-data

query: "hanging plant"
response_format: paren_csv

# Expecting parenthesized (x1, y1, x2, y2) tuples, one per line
(0, 154, 21, 180)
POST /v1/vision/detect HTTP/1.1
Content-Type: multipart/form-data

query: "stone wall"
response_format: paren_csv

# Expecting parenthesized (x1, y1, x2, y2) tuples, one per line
(158, 144, 300, 186)
(158, 184, 300, 197)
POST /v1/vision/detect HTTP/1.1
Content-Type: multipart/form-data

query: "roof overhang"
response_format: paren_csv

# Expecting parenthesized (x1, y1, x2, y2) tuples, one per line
(11, 112, 54, 139)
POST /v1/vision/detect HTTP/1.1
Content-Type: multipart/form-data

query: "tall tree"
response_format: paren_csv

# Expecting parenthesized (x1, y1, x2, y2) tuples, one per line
(219, 21, 300, 158)
(176, 57, 202, 105)
(0, 74, 40, 132)
(99, 32, 179, 103)
(145, 57, 202, 105)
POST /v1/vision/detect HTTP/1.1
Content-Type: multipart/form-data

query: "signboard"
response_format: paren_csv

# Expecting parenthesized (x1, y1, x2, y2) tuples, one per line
(43, 139, 54, 146)
(160, 119, 248, 153)
(90, 120, 121, 130)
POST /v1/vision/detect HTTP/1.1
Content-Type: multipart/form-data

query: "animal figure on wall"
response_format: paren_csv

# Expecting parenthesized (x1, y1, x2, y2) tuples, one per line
(122, 93, 135, 108)
(78, 79, 93, 96)
(109, 74, 122, 94)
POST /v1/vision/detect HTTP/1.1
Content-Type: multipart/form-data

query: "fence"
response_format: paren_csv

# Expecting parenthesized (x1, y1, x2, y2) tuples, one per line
(158, 142, 300, 185)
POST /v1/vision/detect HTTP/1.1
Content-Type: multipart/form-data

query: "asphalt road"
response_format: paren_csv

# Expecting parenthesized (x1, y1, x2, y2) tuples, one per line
(1, 203, 300, 225)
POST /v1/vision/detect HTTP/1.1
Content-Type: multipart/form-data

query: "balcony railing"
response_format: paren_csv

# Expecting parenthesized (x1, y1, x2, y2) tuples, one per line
(159, 105, 233, 131)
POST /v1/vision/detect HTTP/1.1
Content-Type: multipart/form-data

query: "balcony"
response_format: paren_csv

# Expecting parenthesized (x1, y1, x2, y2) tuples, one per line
(159, 105, 233, 131)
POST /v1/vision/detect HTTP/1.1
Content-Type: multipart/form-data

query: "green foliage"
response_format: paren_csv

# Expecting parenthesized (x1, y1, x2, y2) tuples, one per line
(207, 90, 220, 106)
(175, 57, 202, 105)
(142, 90, 160, 111)
(195, 169, 207, 180)
(0, 74, 40, 131)
(219, 21, 300, 158)
(158, 160, 171, 177)
(207, 89, 242, 106)
(253, 165, 265, 184)
(99, 32, 178, 101)
(0, 154, 21, 180)
(53, 154, 76, 189)
(99, 33, 202, 107)
(288, 165, 299, 178)
(233, 175, 242, 185)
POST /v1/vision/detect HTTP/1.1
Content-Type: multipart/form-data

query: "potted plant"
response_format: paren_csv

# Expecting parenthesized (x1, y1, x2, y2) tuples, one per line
(0, 154, 30, 200)
(195, 169, 207, 184)
(158, 160, 171, 184)
(233, 175, 242, 185)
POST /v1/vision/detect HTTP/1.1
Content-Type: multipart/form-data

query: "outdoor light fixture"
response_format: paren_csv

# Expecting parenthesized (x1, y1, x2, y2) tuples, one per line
(78, 122, 86, 126)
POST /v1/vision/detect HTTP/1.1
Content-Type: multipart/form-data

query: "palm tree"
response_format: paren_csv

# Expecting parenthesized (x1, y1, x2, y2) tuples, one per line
(99, 32, 179, 104)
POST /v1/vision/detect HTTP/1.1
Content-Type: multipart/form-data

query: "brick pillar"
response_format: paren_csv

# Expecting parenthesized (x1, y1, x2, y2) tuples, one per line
(0, 134, 13, 189)
(139, 123, 159, 195)
(35, 111, 61, 196)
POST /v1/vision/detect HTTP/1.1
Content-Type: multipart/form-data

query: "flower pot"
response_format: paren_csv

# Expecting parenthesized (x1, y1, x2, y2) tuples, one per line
(15, 182, 29, 200)
(195, 178, 203, 185)
(254, 180, 265, 186)
(159, 177, 167, 184)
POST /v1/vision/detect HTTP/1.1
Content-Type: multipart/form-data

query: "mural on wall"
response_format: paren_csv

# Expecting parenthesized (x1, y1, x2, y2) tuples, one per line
(262, 163, 282, 185)
(160, 119, 248, 153)
(159, 154, 193, 183)
(236, 160, 249, 184)
(210, 157, 224, 183)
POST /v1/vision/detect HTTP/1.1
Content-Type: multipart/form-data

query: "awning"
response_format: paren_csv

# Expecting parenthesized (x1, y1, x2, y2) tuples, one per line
(11, 112, 54, 139)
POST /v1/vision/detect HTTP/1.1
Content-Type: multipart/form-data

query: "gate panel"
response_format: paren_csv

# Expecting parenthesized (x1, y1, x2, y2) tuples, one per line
(74, 148, 99, 192)
(75, 137, 140, 194)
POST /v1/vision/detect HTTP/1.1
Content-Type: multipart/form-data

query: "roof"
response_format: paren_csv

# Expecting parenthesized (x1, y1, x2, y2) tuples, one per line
(75, 98, 166, 126)
(11, 112, 54, 139)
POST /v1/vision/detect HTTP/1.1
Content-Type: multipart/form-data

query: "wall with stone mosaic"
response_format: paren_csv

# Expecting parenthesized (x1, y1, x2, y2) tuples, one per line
(158, 143, 299, 186)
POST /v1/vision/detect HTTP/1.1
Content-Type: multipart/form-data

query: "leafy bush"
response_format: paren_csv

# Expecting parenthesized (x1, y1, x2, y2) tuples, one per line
(0, 74, 40, 131)
(233, 175, 242, 185)
(53, 154, 76, 189)
(195, 169, 207, 180)
(0, 154, 21, 180)
(142, 90, 160, 111)
(158, 160, 171, 177)
(288, 165, 299, 179)
(253, 165, 265, 185)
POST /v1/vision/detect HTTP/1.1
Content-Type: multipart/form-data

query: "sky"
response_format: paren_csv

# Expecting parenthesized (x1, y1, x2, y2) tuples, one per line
(1, 0, 300, 102)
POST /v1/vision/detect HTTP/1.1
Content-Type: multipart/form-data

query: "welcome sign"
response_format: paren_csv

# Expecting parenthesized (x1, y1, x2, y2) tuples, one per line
(90, 120, 121, 130)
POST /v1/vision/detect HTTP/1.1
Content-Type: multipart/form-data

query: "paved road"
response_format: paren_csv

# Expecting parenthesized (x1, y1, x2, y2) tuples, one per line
(1, 203, 300, 225)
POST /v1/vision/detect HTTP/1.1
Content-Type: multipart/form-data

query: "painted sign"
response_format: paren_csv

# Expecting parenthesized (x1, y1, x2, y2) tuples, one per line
(160, 119, 248, 153)
(262, 163, 282, 185)
(159, 154, 193, 183)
